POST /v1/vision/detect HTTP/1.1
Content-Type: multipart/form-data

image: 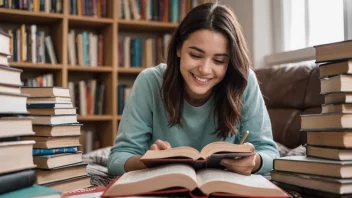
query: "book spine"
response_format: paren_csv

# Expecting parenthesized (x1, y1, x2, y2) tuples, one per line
(117, 84, 125, 115)
(32, 147, 78, 156)
(0, 169, 36, 195)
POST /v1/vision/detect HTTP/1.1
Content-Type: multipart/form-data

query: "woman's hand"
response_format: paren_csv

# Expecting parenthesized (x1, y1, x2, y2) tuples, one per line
(150, 139, 172, 150)
(220, 143, 262, 175)
(125, 139, 171, 172)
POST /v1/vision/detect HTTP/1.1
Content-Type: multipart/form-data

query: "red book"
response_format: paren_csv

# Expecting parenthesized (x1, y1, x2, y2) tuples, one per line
(101, 164, 289, 198)
(98, 34, 104, 66)
(101, 0, 107, 17)
(140, 0, 145, 20)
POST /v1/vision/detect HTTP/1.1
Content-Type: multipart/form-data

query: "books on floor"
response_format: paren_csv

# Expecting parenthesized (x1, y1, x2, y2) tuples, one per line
(22, 86, 90, 193)
(271, 40, 352, 196)
(0, 30, 59, 196)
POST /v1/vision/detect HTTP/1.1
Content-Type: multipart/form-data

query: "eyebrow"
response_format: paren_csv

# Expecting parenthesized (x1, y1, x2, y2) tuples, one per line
(188, 46, 228, 57)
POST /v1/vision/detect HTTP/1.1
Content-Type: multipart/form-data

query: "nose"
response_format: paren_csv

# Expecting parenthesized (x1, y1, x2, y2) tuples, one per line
(198, 59, 212, 74)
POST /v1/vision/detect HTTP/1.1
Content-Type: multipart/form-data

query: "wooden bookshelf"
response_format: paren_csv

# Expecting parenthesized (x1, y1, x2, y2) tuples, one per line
(67, 66, 113, 72)
(1, 0, 180, 150)
(117, 67, 145, 74)
(10, 62, 63, 70)
(118, 19, 178, 32)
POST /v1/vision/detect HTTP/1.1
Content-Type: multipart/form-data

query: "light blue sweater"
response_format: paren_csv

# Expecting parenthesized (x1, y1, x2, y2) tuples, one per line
(108, 64, 279, 176)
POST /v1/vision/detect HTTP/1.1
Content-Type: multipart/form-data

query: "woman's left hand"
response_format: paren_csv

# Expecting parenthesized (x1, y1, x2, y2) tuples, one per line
(220, 143, 262, 175)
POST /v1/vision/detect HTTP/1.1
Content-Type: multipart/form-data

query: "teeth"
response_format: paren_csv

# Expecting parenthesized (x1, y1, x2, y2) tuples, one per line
(193, 74, 210, 82)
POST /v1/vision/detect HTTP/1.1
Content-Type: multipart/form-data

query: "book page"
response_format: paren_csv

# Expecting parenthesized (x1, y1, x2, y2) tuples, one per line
(200, 142, 254, 159)
(196, 169, 279, 190)
(115, 164, 197, 185)
(141, 146, 200, 160)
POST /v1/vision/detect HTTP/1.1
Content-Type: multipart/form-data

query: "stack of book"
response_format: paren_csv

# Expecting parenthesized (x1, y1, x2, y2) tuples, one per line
(20, 87, 91, 193)
(271, 40, 352, 196)
(0, 30, 61, 197)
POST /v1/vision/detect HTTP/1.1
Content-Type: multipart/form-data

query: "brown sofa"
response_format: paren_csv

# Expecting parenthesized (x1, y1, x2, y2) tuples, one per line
(255, 62, 324, 149)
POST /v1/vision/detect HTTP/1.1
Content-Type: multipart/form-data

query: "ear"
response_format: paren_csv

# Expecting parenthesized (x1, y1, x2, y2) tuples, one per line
(176, 48, 181, 57)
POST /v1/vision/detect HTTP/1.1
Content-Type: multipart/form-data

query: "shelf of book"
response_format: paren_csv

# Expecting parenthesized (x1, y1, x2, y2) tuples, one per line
(10, 62, 63, 70)
(118, 19, 178, 32)
(0, 8, 63, 24)
(77, 115, 114, 121)
(68, 15, 114, 28)
(117, 67, 145, 74)
(0, 0, 201, 151)
(67, 66, 113, 72)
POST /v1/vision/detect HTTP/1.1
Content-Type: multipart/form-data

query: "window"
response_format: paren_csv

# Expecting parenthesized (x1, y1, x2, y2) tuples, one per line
(283, 0, 345, 51)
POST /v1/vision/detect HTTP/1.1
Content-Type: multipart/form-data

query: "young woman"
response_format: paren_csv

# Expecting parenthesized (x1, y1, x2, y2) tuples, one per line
(108, 2, 279, 176)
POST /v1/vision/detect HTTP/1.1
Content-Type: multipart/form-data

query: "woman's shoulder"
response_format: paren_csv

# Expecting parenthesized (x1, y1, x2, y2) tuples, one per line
(139, 63, 166, 79)
(134, 63, 166, 89)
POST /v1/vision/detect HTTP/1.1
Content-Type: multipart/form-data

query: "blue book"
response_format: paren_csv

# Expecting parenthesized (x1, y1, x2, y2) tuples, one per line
(131, 38, 143, 67)
(82, 31, 89, 66)
(117, 84, 125, 115)
(0, 185, 61, 198)
(33, 147, 78, 156)
(135, 38, 142, 67)
(171, 0, 179, 23)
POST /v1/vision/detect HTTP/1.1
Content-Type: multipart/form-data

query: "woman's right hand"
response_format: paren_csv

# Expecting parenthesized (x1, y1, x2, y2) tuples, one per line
(150, 139, 172, 150)
(125, 139, 171, 172)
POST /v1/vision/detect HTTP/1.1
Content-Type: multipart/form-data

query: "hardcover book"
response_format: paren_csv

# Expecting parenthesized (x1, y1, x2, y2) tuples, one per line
(140, 142, 255, 169)
(102, 164, 289, 197)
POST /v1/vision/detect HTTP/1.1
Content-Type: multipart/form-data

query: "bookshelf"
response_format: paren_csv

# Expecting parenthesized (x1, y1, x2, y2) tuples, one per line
(0, 0, 180, 150)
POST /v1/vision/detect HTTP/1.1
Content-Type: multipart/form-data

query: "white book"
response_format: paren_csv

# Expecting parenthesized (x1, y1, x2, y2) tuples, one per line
(0, 54, 9, 66)
(79, 80, 87, 116)
(129, 0, 141, 20)
(163, 34, 171, 59)
(0, 93, 28, 114)
(90, 80, 96, 114)
(145, 0, 151, 20)
(68, 30, 76, 65)
(31, 115, 78, 125)
(40, 31, 45, 63)
(124, 37, 131, 67)
(122, 0, 131, 20)
(85, 130, 93, 153)
(0, 30, 10, 55)
(45, 36, 57, 64)
(47, 74, 54, 86)
(31, 25, 37, 63)
(92, 34, 98, 67)
(117, 0, 123, 19)
(45, 0, 51, 13)
(68, 82, 75, 107)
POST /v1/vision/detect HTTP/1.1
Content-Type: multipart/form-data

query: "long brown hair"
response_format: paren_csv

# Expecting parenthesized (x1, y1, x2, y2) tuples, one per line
(161, 2, 251, 139)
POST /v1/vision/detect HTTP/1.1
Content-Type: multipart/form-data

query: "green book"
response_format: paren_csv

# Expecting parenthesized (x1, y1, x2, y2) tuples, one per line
(0, 185, 61, 198)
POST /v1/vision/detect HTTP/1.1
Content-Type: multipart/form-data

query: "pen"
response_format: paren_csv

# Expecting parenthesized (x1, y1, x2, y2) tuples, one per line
(240, 130, 249, 144)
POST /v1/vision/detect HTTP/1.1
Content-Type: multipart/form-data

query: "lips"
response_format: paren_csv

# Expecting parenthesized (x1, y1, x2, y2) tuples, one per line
(191, 72, 212, 85)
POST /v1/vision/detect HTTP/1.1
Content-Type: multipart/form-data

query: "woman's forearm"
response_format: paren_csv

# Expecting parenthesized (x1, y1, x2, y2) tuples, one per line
(124, 156, 147, 172)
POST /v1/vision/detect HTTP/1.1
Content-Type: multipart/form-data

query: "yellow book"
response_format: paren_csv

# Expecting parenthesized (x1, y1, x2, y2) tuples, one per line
(8, 0, 12, 9)
(77, 0, 82, 15)
(97, 0, 101, 17)
(21, 24, 26, 62)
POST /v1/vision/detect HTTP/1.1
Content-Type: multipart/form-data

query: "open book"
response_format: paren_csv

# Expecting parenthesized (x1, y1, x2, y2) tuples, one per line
(141, 142, 255, 169)
(102, 164, 289, 197)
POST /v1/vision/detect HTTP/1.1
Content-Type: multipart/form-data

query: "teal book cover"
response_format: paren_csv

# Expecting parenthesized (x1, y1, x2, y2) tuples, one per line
(33, 147, 78, 156)
(0, 185, 61, 198)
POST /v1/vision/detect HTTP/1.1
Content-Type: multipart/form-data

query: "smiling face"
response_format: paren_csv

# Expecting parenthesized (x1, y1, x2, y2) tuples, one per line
(177, 29, 229, 105)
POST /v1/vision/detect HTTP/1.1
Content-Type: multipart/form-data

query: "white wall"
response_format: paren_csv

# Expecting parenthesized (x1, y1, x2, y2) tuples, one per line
(219, 0, 274, 68)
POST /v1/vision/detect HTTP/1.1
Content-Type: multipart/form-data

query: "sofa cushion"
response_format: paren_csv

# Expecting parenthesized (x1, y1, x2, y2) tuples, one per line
(255, 62, 324, 148)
